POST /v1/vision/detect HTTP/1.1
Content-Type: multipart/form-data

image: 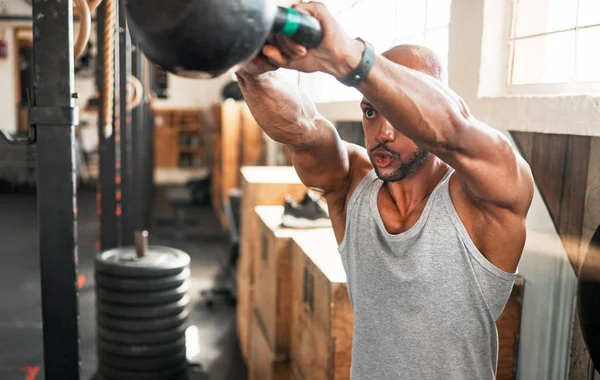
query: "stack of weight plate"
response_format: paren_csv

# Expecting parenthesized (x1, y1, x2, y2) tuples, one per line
(94, 246, 192, 380)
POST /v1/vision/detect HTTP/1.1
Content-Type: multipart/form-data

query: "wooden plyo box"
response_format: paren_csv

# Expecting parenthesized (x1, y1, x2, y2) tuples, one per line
(237, 166, 307, 364)
(496, 276, 525, 380)
(255, 206, 331, 356)
(250, 308, 291, 380)
(237, 260, 254, 364)
(290, 229, 353, 380)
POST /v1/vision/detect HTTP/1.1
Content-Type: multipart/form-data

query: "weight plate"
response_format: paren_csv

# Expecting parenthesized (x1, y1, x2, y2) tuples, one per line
(95, 268, 190, 291)
(97, 308, 190, 332)
(98, 322, 188, 345)
(95, 246, 190, 278)
(97, 294, 190, 319)
(99, 361, 188, 380)
(98, 347, 187, 371)
(96, 282, 189, 306)
(98, 336, 187, 357)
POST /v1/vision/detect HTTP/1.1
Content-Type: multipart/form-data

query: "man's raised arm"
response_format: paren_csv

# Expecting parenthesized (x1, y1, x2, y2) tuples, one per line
(235, 61, 350, 195)
(261, 3, 534, 215)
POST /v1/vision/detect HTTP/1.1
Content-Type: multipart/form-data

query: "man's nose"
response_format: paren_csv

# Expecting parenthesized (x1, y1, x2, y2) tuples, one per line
(374, 121, 395, 145)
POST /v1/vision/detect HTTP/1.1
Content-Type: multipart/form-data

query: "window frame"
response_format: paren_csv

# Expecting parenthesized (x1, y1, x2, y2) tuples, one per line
(505, 0, 600, 95)
(301, 0, 451, 104)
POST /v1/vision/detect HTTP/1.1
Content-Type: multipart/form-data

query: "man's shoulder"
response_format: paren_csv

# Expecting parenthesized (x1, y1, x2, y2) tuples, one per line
(345, 142, 373, 196)
(322, 142, 371, 208)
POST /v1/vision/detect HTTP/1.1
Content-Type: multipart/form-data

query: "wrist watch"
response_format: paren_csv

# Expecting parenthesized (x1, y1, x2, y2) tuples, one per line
(337, 38, 376, 87)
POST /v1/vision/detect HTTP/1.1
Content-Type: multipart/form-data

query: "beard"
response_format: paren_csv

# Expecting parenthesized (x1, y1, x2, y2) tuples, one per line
(371, 147, 430, 183)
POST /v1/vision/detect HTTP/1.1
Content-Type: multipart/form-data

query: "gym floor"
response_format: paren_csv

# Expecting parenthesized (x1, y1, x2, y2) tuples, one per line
(0, 186, 246, 380)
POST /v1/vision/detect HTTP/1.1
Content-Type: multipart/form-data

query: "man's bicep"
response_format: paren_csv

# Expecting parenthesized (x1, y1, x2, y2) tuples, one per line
(289, 119, 351, 195)
(442, 123, 534, 213)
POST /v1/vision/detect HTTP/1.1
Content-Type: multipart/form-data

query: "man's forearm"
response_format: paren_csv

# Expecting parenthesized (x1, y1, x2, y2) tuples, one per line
(236, 71, 323, 149)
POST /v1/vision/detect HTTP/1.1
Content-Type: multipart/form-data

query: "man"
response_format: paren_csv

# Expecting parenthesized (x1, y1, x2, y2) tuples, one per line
(236, 2, 534, 379)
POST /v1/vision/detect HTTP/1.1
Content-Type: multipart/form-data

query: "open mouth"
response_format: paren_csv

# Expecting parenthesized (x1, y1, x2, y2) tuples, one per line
(371, 151, 394, 168)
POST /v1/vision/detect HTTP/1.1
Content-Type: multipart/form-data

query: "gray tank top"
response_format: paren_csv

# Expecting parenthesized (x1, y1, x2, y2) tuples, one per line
(338, 168, 516, 380)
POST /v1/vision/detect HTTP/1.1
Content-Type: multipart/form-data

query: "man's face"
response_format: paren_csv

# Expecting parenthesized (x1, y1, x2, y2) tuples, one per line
(361, 99, 429, 183)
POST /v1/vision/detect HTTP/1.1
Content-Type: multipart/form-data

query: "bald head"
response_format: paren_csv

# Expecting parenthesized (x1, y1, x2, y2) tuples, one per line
(382, 44, 447, 84)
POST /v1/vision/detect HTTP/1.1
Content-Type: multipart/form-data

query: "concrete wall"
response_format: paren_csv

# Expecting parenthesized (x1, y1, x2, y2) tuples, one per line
(151, 73, 229, 110)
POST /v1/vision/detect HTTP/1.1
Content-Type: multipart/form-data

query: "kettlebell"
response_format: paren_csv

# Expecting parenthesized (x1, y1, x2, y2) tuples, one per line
(578, 224, 600, 370)
(125, 0, 324, 78)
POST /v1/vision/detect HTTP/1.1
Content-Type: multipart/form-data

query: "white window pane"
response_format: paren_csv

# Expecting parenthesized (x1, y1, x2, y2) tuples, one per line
(576, 27, 600, 81)
(322, 0, 360, 16)
(514, 0, 577, 37)
(397, 0, 427, 39)
(300, 72, 361, 103)
(578, 0, 600, 28)
(339, 0, 397, 49)
(511, 31, 575, 84)
(424, 28, 449, 67)
(398, 33, 426, 46)
(426, 0, 451, 29)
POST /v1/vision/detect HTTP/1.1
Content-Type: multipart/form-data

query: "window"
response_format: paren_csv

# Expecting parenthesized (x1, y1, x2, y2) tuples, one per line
(298, 0, 452, 103)
(507, 0, 600, 94)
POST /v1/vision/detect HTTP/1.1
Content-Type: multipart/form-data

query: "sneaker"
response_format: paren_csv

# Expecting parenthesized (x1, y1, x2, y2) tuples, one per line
(281, 191, 332, 229)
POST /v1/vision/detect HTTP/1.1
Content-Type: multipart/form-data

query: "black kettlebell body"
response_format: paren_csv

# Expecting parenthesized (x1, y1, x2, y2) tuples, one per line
(125, 0, 275, 78)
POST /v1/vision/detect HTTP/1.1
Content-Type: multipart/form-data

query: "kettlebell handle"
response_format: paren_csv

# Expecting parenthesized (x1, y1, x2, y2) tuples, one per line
(272, 7, 323, 49)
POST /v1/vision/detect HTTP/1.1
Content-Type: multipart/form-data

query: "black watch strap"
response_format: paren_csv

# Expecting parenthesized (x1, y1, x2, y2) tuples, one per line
(337, 38, 375, 87)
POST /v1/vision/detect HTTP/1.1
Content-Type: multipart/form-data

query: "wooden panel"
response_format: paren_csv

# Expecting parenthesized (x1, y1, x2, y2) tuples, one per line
(496, 276, 525, 380)
(220, 100, 243, 219)
(510, 131, 533, 162)
(255, 206, 298, 354)
(283, 145, 294, 166)
(239, 166, 306, 283)
(512, 131, 595, 379)
(241, 104, 265, 167)
(558, 135, 591, 269)
(290, 229, 352, 380)
(210, 104, 223, 217)
(237, 258, 254, 364)
(154, 127, 178, 168)
(569, 297, 591, 380)
(529, 133, 568, 222)
(237, 167, 307, 364)
(583, 137, 600, 252)
(511, 132, 591, 271)
(250, 309, 291, 380)
(330, 284, 354, 380)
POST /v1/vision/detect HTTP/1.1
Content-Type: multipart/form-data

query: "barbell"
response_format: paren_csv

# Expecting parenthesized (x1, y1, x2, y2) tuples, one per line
(124, 0, 324, 78)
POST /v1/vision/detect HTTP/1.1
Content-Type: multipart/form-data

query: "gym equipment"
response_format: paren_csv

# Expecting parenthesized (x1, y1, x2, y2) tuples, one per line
(95, 268, 190, 291)
(95, 244, 190, 277)
(97, 309, 190, 332)
(579, 224, 600, 375)
(95, 231, 192, 379)
(125, 0, 324, 78)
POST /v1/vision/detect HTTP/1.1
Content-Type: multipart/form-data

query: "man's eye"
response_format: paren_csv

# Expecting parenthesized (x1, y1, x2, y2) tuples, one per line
(364, 108, 376, 119)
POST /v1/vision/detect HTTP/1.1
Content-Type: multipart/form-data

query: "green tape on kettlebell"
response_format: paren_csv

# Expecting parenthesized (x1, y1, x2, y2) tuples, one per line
(281, 8, 302, 37)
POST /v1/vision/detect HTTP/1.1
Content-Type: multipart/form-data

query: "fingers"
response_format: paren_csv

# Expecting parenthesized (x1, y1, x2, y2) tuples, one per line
(262, 45, 289, 68)
(274, 34, 307, 59)
(293, 2, 330, 24)
(237, 54, 279, 76)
